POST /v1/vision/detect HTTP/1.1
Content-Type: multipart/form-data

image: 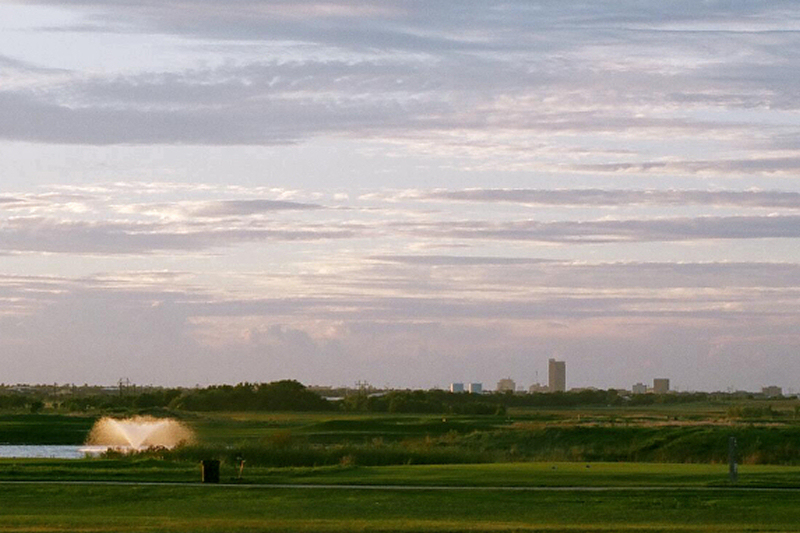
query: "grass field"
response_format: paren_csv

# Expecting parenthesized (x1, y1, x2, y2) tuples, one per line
(3, 460, 800, 488)
(7, 407, 800, 466)
(0, 413, 96, 444)
(2, 483, 800, 532)
(4, 405, 800, 531)
(4, 460, 800, 531)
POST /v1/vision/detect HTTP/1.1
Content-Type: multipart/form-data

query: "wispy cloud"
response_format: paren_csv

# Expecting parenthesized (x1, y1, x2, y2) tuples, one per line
(1, 0, 799, 162)
(575, 157, 800, 176)
(186, 199, 324, 217)
(5, 185, 800, 255)
(4, 2, 800, 389)
(0, 217, 362, 254)
(369, 255, 555, 266)
(4, 257, 800, 387)
(116, 199, 325, 219)
(407, 189, 800, 209)
(402, 215, 800, 244)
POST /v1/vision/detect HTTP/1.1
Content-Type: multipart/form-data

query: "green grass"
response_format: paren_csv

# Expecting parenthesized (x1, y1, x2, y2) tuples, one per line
(0, 458, 198, 483)
(190, 412, 508, 445)
(3, 460, 800, 488)
(5, 405, 800, 532)
(261, 462, 800, 488)
(8, 410, 800, 467)
(0, 414, 96, 444)
(2, 483, 800, 532)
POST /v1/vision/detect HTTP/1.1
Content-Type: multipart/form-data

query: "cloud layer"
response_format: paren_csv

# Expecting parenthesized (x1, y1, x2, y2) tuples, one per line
(1, 182, 800, 391)
(0, 0, 799, 181)
(4, 186, 800, 255)
(2, 2, 800, 390)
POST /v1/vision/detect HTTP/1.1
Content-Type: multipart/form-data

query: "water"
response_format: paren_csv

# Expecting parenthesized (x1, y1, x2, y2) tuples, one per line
(87, 416, 194, 449)
(0, 416, 195, 459)
(0, 445, 110, 459)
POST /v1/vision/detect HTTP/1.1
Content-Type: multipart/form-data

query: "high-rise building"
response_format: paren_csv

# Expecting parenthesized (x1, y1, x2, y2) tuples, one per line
(449, 382, 464, 393)
(653, 378, 670, 394)
(496, 378, 516, 393)
(468, 382, 483, 394)
(548, 359, 566, 392)
(762, 386, 782, 398)
(632, 383, 647, 394)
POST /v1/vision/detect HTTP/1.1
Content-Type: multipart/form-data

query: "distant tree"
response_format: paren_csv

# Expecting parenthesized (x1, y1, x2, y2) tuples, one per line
(170, 380, 332, 412)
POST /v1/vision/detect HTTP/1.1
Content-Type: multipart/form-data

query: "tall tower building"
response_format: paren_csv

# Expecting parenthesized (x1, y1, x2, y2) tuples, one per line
(548, 359, 566, 392)
(653, 378, 670, 394)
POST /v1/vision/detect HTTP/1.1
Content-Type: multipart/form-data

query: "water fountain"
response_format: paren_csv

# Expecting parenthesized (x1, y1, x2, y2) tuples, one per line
(85, 416, 194, 451)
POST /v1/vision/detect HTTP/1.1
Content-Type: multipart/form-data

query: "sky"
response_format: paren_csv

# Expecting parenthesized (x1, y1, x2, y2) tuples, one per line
(2, 1, 800, 391)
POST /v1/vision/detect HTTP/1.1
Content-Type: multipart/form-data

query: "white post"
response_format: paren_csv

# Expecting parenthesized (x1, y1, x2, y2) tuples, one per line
(728, 436, 738, 483)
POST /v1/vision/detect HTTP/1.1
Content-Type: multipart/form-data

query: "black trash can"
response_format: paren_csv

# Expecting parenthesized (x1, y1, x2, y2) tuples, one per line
(201, 459, 220, 483)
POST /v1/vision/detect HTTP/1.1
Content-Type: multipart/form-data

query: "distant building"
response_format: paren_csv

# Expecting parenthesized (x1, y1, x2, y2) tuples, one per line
(528, 382, 548, 393)
(449, 382, 465, 393)
(496, 378, 516, 393)
(548, 359, 566, 392)
(632, 383, 647, 394)
(468, 382, 483, 394)
(762, 386, 782, 398)
(653, 378, 670, 394)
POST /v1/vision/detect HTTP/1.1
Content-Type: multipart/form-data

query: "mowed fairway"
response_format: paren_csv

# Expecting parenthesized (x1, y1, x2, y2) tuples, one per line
(3, 483, 800, 533)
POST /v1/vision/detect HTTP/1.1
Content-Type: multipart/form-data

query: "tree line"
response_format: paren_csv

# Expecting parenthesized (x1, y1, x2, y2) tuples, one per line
(0, 381, 783, 414)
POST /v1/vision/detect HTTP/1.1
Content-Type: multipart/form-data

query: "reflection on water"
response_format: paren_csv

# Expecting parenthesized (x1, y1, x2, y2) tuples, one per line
(0, 445, 111, 459)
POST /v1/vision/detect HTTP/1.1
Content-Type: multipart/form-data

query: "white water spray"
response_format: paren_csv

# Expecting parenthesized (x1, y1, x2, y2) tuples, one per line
(86, 416, 194, 450)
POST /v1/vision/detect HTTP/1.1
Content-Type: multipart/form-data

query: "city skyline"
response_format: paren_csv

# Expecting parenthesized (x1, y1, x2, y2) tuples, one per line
(2, 2, 800, 391)
(3, 377, 790, 397)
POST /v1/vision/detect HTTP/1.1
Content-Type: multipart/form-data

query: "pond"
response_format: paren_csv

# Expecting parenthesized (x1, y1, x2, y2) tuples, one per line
(0, 445, 109, 459)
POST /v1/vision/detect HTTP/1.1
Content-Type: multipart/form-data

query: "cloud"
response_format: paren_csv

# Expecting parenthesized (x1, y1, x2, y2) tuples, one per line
(186, 199, 324, 217)
(0, 217, 362, 254)
(6, 184, 800, 257)
(19, 1, 800, 43)
(116, 198, 325, 219)
(4, 3, 800, 389)
(0, 192, 98, 215)
(0, 197, 27, 207)
(4, 212, 800, 256)
(1, 0, 799, 155)
(361, 257, 800, 296)
(369, 255, 554, 266)
(575, 157, 800, 176)
(410, 189, 800, 209)
(4, 259, 800, 387)
(403, 215, 800, 244)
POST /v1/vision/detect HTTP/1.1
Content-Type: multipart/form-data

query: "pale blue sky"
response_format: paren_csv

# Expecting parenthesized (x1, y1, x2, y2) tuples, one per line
(2, 1, 800, 392)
